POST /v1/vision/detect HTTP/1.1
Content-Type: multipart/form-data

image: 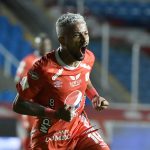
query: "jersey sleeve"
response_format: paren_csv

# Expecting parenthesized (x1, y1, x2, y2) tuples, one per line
(16, 59, 47, 100)
(15, 60, 27, 83)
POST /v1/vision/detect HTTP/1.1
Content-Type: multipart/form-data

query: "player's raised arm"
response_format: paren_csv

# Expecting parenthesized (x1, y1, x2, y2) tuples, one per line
(86, 79, 109, 111)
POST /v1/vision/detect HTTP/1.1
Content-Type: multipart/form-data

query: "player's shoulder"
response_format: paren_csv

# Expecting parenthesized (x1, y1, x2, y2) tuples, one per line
(84, 49, 95, 63)
(46, 49, 56, 60)
(33, 50, 55, 68)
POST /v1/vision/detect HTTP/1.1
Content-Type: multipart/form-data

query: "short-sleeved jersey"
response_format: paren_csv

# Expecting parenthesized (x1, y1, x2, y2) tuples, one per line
(16, 49, 95, 148)
(17, 49, 95, 114)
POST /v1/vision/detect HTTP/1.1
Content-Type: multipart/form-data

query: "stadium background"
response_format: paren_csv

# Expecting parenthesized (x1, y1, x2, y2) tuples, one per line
(0, 0, 150, 149)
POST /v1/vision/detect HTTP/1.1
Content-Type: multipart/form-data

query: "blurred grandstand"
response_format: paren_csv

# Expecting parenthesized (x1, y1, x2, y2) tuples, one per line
(0, 0, 150, 150)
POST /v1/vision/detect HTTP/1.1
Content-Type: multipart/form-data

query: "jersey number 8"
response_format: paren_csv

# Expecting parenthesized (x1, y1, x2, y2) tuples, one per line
(49, 99, 55, 109)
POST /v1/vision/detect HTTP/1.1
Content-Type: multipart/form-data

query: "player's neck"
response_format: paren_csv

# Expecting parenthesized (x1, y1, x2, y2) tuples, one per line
(58, 48, 80, 67)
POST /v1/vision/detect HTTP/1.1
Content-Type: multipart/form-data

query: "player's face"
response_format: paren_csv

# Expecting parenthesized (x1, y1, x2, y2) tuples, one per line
(63, 21, 89, 61)
(38, 39, 52, 56)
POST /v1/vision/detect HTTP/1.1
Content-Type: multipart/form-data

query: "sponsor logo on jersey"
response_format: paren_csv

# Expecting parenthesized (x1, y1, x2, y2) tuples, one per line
(69, 73, 82, 87)
(45, 130, 70, 141)
(65, 90, 82, 112)
(28, 70, 39, 80)
(69, 73, 81, 80)
(40, 118, 51, 134)
(70, 79, 82, 87)
(52, 68, 64, 80)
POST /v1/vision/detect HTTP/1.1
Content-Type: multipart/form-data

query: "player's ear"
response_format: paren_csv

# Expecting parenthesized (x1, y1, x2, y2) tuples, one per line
(58, 36, 65, 46)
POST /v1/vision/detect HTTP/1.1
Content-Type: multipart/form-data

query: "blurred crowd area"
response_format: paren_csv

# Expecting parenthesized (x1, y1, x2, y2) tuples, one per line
(0, 0, 150, 150)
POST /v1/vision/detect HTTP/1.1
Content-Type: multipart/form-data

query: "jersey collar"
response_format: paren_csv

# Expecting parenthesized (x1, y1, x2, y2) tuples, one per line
(55, 48, 81, 70)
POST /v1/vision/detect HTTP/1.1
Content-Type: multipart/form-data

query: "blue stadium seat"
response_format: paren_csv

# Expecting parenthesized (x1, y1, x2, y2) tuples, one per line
(0, 15, 33, 78)
(85, 97, 92, 106)
(90, 40, 150, 103)
(0, 54, 4, 67)
(0, 16, 11, 29)
(19, 40, 34, 60)
(0, 90, 16, 103)
(11, 65, 17, 77)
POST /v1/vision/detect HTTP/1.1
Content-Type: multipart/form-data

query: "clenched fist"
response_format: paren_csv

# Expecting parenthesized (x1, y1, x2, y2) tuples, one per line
(92, 96, 109, 111)
(56, 105, 76, 122)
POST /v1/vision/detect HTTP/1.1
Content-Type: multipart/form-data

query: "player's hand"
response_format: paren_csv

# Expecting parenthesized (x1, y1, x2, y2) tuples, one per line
(92, 96, 109, 111)
(56, 105, 76, 122)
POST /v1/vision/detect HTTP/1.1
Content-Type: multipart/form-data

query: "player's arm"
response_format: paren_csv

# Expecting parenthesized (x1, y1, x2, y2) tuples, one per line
(13, 59, 58, 119)
(12, 93, 56, 118)
(13, 93, 74, 122)
(13, 74, 74, 121)
(85, 79, 109, 111)
(13, 58, 74, 121)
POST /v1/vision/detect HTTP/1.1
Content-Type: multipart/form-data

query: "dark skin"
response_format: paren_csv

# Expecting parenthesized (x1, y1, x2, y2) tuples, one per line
(13, 21, 109, 122)
(58, 21, 89, 65)
(13, 94, 46, 117)
(13, 94, 74, 121)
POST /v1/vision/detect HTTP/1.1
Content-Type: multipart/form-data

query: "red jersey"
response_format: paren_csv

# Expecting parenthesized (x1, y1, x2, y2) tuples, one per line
(16, 49, 105, 149)
(15, 53, 40, 132)
(15, 54, 39, 83)
(17, 49, 95, 113)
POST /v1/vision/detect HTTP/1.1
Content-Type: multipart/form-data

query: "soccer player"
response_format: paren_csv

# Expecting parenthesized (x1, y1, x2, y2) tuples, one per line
(13, 13, 110, 150)
(15, 33, 52, 150)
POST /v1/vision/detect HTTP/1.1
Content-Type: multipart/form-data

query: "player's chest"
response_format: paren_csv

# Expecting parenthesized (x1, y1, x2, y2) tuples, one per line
(46, 68, 90, 90)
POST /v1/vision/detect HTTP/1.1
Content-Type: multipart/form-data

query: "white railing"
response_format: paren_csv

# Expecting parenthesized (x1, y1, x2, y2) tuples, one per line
(100, 23, 150, 109)
(0, 44, 19, 77)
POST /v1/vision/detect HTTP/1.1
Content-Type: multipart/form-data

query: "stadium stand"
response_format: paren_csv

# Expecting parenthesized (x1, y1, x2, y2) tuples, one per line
(89, 40, 150, 103)
(1, 0, 150, 106)
(0, 15, 34, 107)
(0, 15, 34, 75)
(1, 1, 150, 149)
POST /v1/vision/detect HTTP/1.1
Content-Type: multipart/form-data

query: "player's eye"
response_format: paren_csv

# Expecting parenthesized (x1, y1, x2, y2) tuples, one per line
(73, 34, 80, 37)
(84, 32, 89, 36)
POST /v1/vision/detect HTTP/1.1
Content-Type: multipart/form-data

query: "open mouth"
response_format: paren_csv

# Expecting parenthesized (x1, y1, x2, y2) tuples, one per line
(80, 45, 87, 54)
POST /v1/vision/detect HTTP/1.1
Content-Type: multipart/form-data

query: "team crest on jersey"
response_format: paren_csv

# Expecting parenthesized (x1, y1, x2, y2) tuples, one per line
(28, 70, 39, 80)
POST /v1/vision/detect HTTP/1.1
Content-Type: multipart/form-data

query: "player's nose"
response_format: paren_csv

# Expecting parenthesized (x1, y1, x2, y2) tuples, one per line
(80, 33, 89, 45)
